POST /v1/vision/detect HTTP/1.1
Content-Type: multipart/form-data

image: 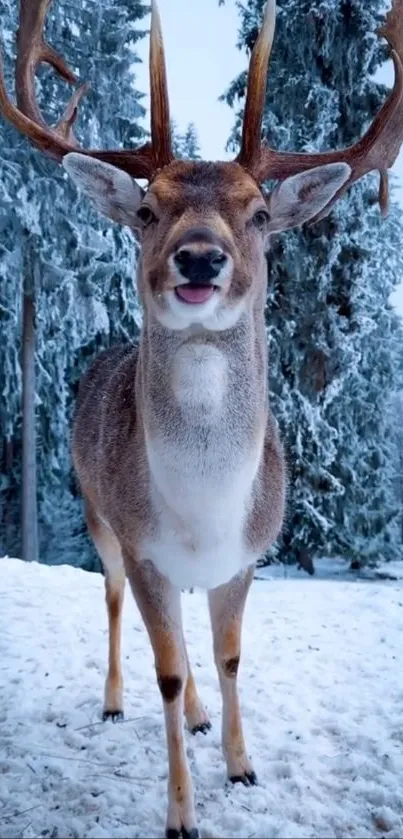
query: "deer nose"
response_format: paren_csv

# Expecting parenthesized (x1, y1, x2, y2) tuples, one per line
(174, 248, 227, 283)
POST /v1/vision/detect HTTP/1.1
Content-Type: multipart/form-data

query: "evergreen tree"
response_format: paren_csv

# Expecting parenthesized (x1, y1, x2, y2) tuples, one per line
(222, 0, 403, 568)
(172, 121, 202, 160)
(0, 0, 147, 568)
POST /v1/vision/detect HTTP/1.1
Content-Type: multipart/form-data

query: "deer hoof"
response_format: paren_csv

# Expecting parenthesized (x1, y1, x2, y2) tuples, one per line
(190, 720, 212, 736)
(102, 710, 124, 723)
(229, 770, 258, 787)
(166, 828, 199, 839)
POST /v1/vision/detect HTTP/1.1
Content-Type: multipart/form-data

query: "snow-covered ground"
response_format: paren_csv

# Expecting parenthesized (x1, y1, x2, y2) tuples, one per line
(1, 557, 402, 839)
(256, 557, 403, 582)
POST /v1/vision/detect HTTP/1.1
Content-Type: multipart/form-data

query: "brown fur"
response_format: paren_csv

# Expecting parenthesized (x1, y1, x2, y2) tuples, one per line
(72, 159, 288, 836)
(140, 161, 265, 301)
(184, 654, 211, 733)
(209, 567, 256, 781)
(84, 499, 125, 717)
(73, 161, 286, 562)
(69, 146, 354, 832)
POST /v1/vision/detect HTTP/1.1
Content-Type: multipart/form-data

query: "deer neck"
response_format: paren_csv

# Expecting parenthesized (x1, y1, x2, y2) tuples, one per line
(133, 297, 270, 590)
(137, 298, 268, 448)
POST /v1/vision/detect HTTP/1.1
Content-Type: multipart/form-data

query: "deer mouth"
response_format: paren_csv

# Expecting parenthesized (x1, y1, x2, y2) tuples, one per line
(174, 284, 217, 305)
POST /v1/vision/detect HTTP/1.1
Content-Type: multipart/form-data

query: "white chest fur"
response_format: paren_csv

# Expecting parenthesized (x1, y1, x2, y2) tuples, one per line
(171, 342, 228, 414)
(142, 344, 262, 589)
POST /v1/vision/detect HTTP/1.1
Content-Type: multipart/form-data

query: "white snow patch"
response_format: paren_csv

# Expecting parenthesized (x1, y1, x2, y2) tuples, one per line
(0, 557, 403, 838)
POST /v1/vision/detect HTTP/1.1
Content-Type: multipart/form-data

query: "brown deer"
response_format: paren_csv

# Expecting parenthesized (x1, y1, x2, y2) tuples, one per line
(1, 1, 403, 836)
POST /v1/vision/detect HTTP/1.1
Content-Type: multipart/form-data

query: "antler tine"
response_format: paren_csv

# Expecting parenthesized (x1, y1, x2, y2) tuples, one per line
(55, 82, 90, 144)
(237, 0, 276, 168)
(16, 0, 77, 125)
(16, 0, 103, 150)
(149, 0, 174, 168)
(0, 50, 68, 159)
(0, 0, 163, 180)
(247, 0, 403, 219)
(313, 45, 403, 221)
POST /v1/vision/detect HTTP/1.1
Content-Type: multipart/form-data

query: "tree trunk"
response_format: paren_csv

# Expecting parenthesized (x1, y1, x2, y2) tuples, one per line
(21, 242, 38, 562)
(4, 437, 14, 552)
(399, 397, 403, 546)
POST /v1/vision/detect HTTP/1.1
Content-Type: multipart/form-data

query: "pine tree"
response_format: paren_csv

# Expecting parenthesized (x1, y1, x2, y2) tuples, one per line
(221, 0, 403, 568)
(172, 121, 202, 160)
(0, 0, 147, 568)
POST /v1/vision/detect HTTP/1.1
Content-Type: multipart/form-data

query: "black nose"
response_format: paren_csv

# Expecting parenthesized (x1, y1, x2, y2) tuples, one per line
(174, 248, 227, 283)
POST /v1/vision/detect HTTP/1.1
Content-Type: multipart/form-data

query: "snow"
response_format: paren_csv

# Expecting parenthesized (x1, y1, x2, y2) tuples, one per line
(1, 557, 403, 839)
(256, 557, 403, 582)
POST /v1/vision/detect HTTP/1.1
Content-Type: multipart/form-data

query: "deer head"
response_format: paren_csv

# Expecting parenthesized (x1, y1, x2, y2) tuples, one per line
(1, 0, 403, 332)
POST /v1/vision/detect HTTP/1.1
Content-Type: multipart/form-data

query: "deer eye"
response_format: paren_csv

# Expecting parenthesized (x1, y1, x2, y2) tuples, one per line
(137, 205, 157, 226)
(252, 209, 270, 231)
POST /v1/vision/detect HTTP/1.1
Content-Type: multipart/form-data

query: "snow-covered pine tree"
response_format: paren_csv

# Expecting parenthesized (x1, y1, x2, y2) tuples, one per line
(172, 121, 202, 160)
(221, 0, 403, 568)
(0, 0, 147, 568)
(394, 391, 403, 547)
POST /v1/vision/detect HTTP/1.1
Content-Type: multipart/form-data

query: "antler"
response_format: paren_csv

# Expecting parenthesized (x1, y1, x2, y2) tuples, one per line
(238, 0, 403, 218)
(149, 0, 174, 169)
(0, 0, 173, 179)
(237, 0, 276, 168)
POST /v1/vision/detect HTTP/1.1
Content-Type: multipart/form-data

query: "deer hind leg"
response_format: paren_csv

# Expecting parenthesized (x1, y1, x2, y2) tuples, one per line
(184, 650, 211, 735)
(208, 565, 256, 785)
(125, 557, 198, 839)
(84, 501, 125, 722)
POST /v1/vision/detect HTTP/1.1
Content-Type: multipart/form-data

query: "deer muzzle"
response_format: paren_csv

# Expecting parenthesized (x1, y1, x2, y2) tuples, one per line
(170, 226, 231, 304)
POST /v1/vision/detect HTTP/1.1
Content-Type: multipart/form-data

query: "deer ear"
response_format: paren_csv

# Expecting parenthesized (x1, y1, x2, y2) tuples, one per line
(63, 153, 144, 228)
(267, 162, 351, 232)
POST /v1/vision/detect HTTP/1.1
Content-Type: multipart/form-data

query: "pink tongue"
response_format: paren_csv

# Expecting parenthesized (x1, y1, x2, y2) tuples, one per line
(176, 285, 215, 304)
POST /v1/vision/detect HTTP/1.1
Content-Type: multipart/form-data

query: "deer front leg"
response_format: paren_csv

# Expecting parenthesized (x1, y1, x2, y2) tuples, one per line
(208, 565, 256, 786)
(84, 501, 125, 721)
(103, 569, 125, 721)
(126, 558, 198, 839)
(184, 650, 211, 735)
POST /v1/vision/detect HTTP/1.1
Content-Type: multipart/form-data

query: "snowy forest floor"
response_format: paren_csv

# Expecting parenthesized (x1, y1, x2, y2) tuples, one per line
(1, 557, 402, 839)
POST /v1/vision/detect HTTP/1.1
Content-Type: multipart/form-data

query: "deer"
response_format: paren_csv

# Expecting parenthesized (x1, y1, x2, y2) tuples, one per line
(1, 0, 403, 836)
